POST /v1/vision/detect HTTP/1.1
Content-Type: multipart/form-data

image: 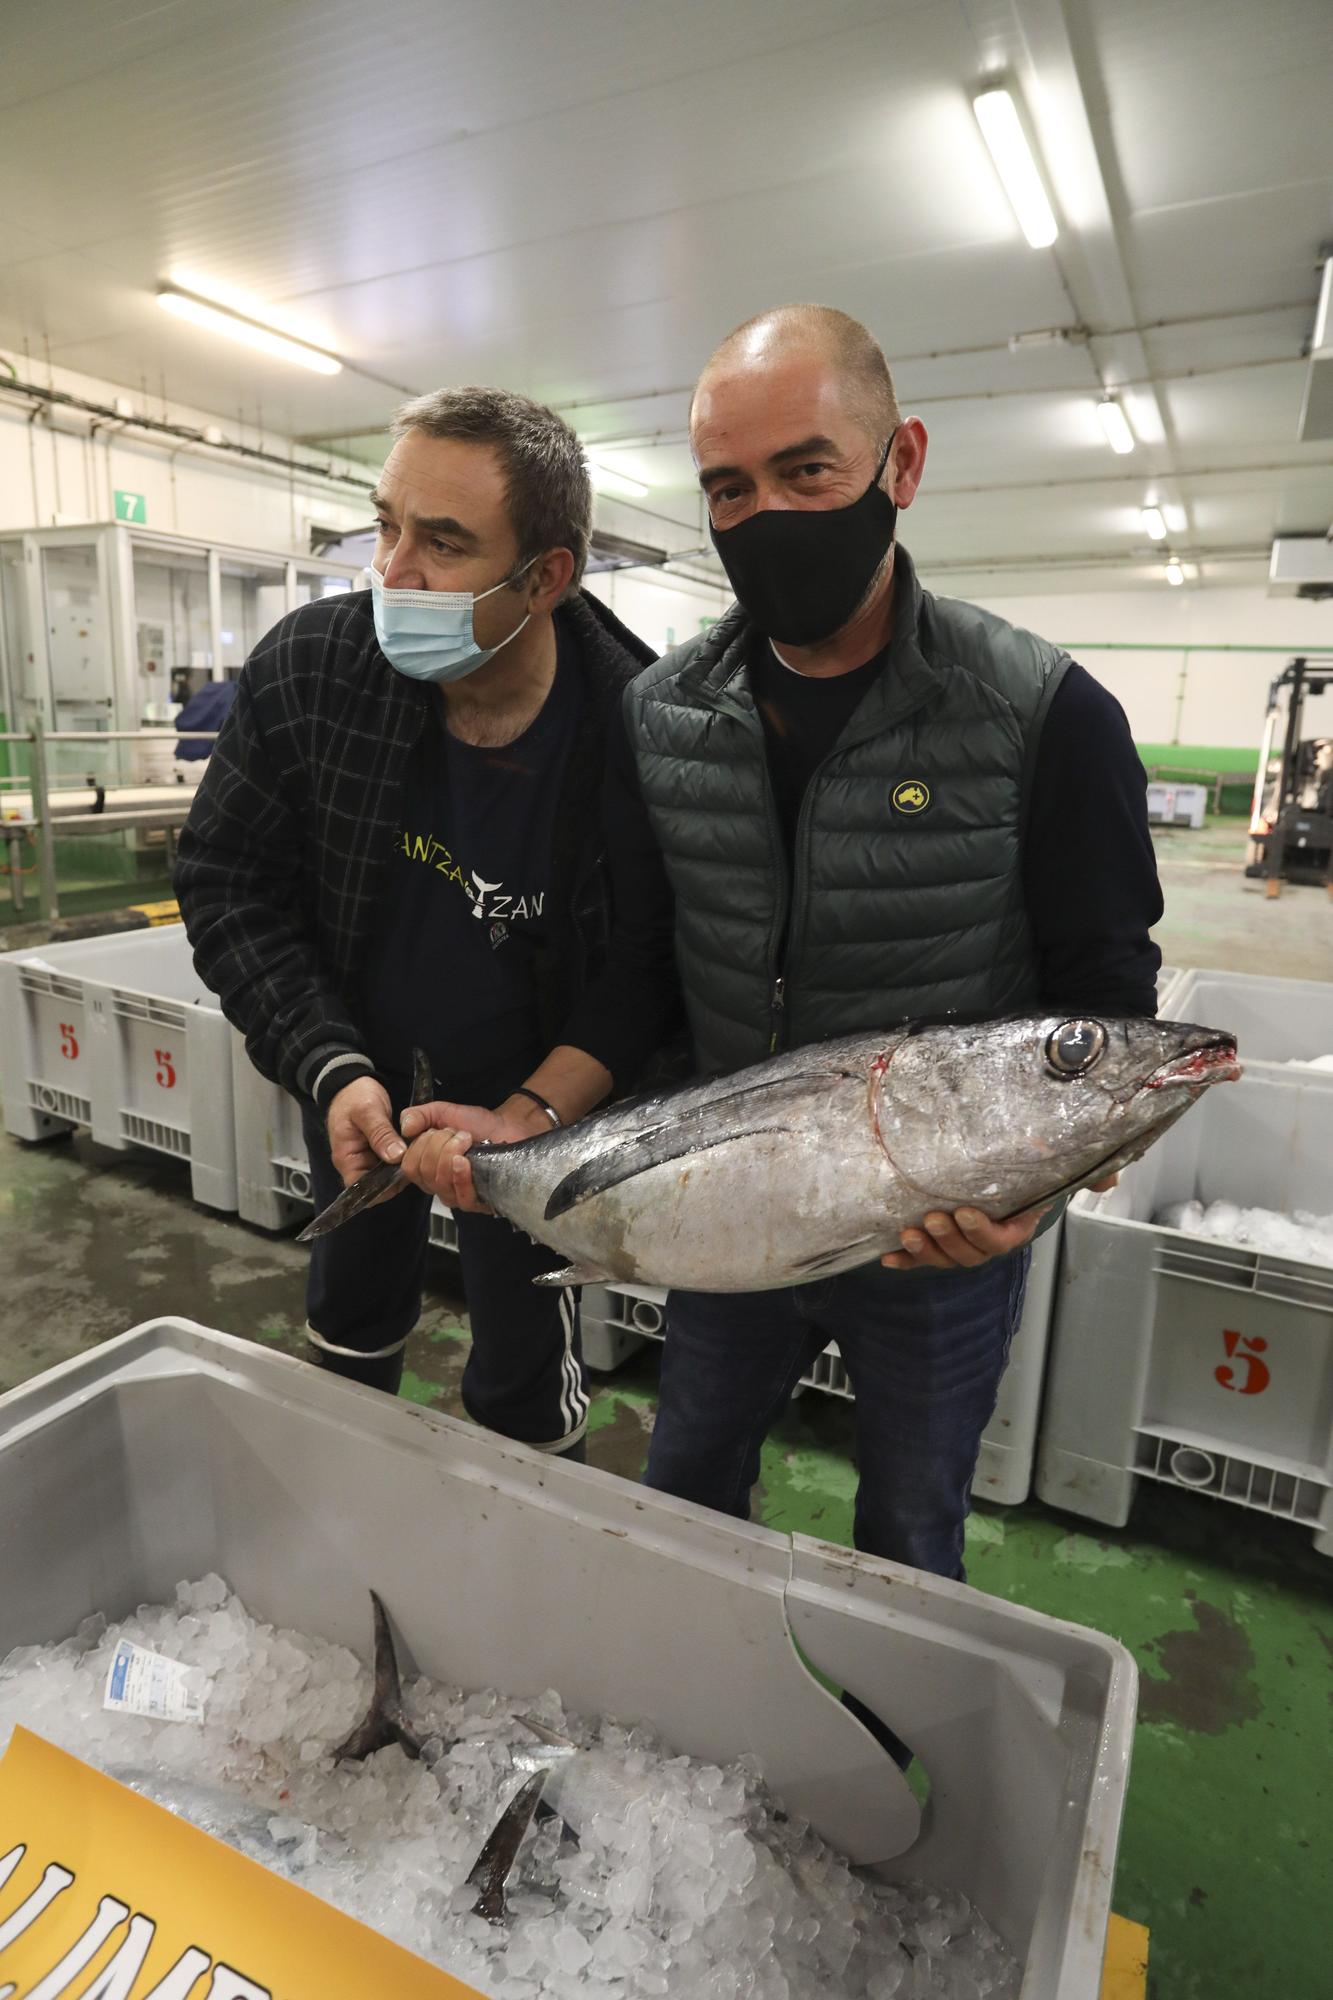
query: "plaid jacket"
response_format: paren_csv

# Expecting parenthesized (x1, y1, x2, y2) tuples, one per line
(174, 587, 659, 1101)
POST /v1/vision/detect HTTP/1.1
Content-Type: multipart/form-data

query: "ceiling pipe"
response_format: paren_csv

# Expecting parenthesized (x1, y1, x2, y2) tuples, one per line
(0, 373, 375, 496)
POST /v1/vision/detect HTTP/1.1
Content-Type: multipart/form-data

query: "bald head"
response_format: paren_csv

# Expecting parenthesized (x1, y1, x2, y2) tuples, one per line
(694, 305, 901, 443)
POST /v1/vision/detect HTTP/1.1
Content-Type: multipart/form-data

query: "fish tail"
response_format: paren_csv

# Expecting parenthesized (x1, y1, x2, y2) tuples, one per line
(333, 1590, 424, 1764)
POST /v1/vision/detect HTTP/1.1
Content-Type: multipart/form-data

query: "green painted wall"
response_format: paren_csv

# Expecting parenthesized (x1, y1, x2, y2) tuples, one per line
(1136, 744, 1260, 774)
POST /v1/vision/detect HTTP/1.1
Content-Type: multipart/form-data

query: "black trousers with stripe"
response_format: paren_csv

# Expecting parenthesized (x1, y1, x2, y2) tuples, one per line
(300, 1105, 588, 1450)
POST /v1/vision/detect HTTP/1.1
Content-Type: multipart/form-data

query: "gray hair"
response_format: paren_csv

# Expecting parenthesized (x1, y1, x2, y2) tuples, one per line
(390, 386, 592, 593)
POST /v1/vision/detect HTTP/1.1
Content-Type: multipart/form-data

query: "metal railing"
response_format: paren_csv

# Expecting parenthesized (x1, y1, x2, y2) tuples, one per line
(0, 720, 219, 919)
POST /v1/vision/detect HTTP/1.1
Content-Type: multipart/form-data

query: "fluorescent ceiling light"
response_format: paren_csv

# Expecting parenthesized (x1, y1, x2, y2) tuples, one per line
(1162, 503, 1188, 534)
(157, 284, 342, 375)
(1141, 506, 1167, 542)
(1164, 559, 1185, 587)
(972, 86, 1058, 249)
(1313, 256, 1332, 351)
(1096, 398, 1135, 454)
(588, 459, 649, 501)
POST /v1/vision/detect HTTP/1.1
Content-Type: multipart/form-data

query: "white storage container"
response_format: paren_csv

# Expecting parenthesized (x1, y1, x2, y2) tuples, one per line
(1037, 1073, 1333, 1553)
(580, 1315, 649, 1373)
(0, 926, 236, 1210)
(1158, 966, 1333, 1080)
(1144, 781, 1207, 829)
(582, 1225, 1062, 1506)
(0, 1318, 1136, 1998)
(230, 1031, 315, 1229)
(230, 1034, 459, 1250)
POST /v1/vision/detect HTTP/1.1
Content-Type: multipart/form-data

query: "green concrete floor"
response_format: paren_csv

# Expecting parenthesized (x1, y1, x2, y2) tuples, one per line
(1, 820, 1330, 1999)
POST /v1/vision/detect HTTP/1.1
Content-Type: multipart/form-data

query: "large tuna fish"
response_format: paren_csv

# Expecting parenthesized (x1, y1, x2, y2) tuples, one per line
(465, 1015, 1239, 1292)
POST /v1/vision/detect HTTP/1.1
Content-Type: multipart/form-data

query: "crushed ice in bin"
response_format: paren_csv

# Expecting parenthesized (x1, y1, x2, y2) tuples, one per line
(1153, 1198, 1333, 1267)
(0, 1578, 1020, 1999)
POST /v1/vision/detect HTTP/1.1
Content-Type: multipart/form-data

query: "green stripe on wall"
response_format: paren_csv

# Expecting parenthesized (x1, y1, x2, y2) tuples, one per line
(1136, 744, 1260, 774)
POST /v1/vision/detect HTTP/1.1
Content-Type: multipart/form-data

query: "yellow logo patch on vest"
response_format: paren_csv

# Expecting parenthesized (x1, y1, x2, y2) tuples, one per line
(891, 779, 931, 815)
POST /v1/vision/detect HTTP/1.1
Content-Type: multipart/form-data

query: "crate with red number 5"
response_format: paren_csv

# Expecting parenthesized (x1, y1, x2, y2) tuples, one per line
(0, 926, 237, 1212)
(1037, 1065, 1333, 1554)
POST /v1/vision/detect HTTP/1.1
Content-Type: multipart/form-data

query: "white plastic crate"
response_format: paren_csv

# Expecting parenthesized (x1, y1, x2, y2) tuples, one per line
(1158, 966, 1333, 1080)
(0, 926, 236, 1211)
(230, 1030, 312, 1230)
(580, 1316, 647, 1372)
(0, 1318, 1136, 1997)
(230, 1034, 459, 1252)
(582, 1224, 1062, 1506)
(1037, 1072, 1333, 1553)
(1145, 781, 1208, 828)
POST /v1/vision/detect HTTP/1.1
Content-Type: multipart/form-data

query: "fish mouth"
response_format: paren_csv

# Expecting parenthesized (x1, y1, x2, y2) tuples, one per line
(1142, 1034, 1241, 1091)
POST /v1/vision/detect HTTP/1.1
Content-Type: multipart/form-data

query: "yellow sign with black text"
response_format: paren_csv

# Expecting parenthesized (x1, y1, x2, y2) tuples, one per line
(0, 1727, 485, 1999)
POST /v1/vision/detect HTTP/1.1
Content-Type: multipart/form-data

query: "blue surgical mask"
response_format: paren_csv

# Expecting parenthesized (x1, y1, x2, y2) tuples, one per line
(368, 558, 534, 683)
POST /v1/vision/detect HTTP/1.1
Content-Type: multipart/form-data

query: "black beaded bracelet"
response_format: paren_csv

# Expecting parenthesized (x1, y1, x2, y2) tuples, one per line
(513, 1086, 562, 1128)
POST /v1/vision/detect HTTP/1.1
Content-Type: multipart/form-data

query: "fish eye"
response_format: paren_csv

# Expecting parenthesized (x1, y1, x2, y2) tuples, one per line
(1045, 1018, 1107, 1077)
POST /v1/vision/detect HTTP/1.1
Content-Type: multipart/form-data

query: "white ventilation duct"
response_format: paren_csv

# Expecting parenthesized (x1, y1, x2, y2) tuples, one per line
(1269, 533, 1333, 598)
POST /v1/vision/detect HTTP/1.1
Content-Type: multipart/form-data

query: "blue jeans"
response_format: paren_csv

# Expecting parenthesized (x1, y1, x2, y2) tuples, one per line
(644, 1251, 1030, 1581)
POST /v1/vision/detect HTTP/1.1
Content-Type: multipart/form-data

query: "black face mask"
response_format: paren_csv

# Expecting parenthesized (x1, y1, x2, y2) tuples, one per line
(710, 432, 898, 646)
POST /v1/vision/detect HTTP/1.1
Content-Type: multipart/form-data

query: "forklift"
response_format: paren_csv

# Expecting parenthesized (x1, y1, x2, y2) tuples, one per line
(1245, 656, 1333, 897)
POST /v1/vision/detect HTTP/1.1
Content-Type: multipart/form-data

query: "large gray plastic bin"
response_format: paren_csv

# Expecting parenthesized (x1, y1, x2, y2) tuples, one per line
(583, 1223, 1062, 1507)
(1158, 966, 1333, 1080)
(0, 926, 236, 1211)
(1037, 1073, 1333, 1553)
(0, 1319, 1134, 1998)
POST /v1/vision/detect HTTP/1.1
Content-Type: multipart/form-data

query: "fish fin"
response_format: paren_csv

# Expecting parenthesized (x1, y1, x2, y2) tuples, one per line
(296, 1159, 404, 1242)
(516, 1713, 578, 1748)
(788, 1236, 880, 1276)
(541, 1068, 856, 1226)
(543, 1124, 776, 1224)
(467, 1769, 550, 1923)
(531, 1262, 615, 1288)
(534, 1796, 580, 1849)
(409, 1045, 435, 1107)
(334, 1590, 424, 1764)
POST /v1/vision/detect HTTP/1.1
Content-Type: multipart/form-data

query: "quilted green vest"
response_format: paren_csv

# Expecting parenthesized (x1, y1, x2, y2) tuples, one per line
(627, 546, 1070, 1072)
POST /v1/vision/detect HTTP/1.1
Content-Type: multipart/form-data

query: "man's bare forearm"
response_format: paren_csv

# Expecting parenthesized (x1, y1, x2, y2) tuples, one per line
(496, 1045, 613, 1134)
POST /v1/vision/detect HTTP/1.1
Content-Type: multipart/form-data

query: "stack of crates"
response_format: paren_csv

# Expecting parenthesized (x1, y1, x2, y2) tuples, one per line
(1038, 969, 1333, 1552)
(1145, 781, 1208, 828)
(0, 926, 237, 1211)
(0, 928, 235, 1208)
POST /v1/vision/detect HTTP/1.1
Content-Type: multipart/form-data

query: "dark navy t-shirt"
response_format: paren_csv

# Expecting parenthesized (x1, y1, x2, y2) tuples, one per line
(358, 634, 581, 1104)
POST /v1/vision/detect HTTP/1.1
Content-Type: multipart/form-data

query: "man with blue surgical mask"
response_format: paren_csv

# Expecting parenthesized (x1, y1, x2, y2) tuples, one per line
(175, 388, 677, 1453)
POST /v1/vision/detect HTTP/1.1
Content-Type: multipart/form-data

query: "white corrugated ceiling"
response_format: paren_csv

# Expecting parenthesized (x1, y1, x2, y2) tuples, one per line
(2, 0, 1330, 592)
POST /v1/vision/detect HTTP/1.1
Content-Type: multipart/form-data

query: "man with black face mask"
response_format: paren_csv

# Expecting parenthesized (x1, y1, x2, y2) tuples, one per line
(408, 306, 1162, 1750)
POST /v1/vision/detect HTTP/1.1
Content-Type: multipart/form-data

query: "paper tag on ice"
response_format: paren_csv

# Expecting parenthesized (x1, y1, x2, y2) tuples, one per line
(104, 1640, 207, 1722)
